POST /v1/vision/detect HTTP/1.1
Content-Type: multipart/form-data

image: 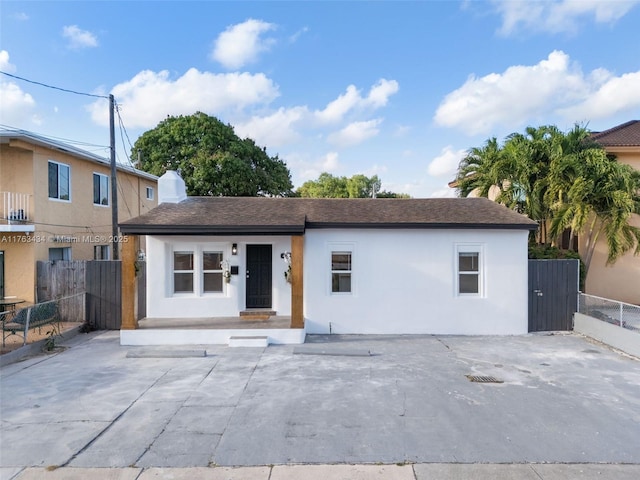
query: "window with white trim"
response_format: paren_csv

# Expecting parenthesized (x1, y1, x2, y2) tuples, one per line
(94, 245, 110, 260)
(146, 186, 154, 200)
(93, 173, 109, 206)
(48, 161, 71, 201)
(49, 247, 71, 261)
(331, 251, 352, 293)
(457, 247, 482, 295)
(173, 251, 194, 293)
(203, 251, 223, 293)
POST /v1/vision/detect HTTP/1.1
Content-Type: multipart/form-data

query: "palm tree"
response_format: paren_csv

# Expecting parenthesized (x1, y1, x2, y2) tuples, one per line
(548, 148, 640, 275)
(455, 137, 504, 199)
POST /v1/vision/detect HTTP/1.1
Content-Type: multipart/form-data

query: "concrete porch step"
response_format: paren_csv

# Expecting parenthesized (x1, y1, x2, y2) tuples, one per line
(228, 335, 269, 348)
(239, 309, 276, 320)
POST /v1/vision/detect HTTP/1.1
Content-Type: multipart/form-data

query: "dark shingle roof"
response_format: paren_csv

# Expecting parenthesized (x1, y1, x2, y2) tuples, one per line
(591, 120, 640, 147)
(119, 197, 537, 235)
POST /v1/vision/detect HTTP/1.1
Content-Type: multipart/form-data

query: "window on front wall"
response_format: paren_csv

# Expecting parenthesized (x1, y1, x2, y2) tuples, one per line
(48, 161, 71, 201)
(331, 251, 352, 293)
(146, 186, 154, 200)
(203, 251, 223, 293)
(49, 247, 71, 261)
(173, 251, 194, 293)
(94, 245, 110, 260)
(458, 250, 481, 295)
(93, 173, 109, 206)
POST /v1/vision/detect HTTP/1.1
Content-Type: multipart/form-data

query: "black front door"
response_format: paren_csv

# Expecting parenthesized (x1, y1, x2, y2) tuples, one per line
(246, 245, 272, 308)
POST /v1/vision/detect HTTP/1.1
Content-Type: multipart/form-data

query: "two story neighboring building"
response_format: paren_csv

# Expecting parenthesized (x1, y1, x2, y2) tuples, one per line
(0, 129, 158, 302)
(589, 120, 640, 305)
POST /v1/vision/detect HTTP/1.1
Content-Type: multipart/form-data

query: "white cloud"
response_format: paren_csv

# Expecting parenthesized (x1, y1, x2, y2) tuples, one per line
(0, 50, 16, 73)
(62, 25, 98, 49)
(295, 151, 342, 180)
(493, 0, 639, 35)
(235, 106, 307, 147)
(559, 71, 640, 120)
(0, 81, 37, 126)
(327, 119, 382, 147)
(427, 146, 466, 177)
(430, 185, 458, 198)
(315, 79, 399, 124)
(13, 12, 29, 21)
(87, 68, 279, 128)
(0, 50, 39, 126)
(212, 19, 276, 70)
(433, 50, 639, 136)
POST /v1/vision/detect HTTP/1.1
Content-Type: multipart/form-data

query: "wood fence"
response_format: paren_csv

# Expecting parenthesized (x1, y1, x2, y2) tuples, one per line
(37, 260, 131, 329)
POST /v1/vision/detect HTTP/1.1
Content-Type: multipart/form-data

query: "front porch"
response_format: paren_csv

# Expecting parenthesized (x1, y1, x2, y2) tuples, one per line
(120, 315, 306, 346)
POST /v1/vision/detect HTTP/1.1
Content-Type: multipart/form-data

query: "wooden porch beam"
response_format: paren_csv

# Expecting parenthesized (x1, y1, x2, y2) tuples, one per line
(121, 234, 138, 330)
(290, 235, 304, 329)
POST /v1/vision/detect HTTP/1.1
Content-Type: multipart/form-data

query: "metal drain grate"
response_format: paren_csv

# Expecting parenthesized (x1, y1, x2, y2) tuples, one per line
(466, 374, 503, 383)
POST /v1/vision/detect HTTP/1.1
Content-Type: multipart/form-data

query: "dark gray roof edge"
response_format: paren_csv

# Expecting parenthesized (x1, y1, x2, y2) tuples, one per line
(119, 224, 306, 236)
(305, 222, 538, 231)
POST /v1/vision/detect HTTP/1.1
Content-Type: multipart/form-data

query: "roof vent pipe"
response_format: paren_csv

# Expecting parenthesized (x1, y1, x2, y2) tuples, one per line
(158, 170, 187, 204)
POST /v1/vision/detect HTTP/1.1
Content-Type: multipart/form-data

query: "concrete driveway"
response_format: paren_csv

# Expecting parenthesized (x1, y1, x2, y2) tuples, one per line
(1, 331, 639, 470)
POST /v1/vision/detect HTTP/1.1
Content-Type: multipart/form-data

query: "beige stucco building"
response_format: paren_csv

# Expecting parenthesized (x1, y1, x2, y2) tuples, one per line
(587, 121, 640, 305)
(0, 129, 157, 302)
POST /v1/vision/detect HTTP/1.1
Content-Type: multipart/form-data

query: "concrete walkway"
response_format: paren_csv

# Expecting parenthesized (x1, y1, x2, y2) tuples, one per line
(1, 330, 639, 479)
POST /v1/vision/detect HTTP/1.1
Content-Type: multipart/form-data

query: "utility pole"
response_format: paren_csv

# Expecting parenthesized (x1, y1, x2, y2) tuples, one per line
(109, 94, 119, 260)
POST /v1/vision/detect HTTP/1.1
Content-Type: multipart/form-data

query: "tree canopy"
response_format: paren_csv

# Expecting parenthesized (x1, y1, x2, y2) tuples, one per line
(454, 124, 640, 275)
(297, 173, 409, 198)
(132, 112, 293, 197)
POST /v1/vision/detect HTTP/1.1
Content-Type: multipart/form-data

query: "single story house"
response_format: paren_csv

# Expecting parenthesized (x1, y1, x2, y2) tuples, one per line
(118, 171, 537, 346)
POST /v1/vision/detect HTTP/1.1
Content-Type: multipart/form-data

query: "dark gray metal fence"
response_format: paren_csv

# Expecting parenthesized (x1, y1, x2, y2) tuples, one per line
(86, 261, 122, 330)
(528, 259, 579, 332)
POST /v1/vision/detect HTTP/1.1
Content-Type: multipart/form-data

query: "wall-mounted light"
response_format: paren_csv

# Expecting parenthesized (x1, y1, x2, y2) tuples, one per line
(232, 243, 238, 255)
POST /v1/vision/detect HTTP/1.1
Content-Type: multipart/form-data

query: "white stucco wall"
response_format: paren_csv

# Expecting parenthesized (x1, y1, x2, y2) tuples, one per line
(302, 229, 530, 335)
(145, 235, 293, 318)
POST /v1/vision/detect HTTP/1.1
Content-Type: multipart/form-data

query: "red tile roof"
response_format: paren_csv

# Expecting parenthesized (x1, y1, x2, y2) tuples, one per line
(591, 120, 640, 147)
(119, 197, 537, 235)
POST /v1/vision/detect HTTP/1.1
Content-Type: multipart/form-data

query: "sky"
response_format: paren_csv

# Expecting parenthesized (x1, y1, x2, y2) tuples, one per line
(1, 0, 640, 198)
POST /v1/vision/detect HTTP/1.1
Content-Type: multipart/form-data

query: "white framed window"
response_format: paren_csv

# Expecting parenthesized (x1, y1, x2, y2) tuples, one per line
(203, 251, 223, 293)
(331, 251, 352, 293)
(173, 251, 194, 293)
(456, 245, 483, 296)
(146, 186, 154, 200)
(94, 245, 110, 260)
(49, 247, 71, 261)
(93, 173, 109, 206)
(48, 161, 71, 201)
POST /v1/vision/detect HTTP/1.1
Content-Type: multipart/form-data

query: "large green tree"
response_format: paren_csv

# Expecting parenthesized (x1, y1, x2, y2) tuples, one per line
(132, 112, 293, 196)
(297, 173, 409, 198)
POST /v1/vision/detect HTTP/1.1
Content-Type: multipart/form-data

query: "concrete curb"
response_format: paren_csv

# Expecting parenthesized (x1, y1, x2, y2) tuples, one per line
(4, 463, 640, 480)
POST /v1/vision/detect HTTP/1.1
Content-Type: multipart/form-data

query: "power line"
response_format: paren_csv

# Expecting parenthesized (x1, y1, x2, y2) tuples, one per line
(0, 71, 109, 99)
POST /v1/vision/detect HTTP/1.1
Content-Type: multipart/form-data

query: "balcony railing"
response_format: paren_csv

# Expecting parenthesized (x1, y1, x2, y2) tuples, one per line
(1, 191, 33, 226)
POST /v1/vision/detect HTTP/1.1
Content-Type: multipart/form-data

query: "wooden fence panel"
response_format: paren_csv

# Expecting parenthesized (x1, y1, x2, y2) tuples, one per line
(36, 261, 86, 322)
(37, 260, 124, 329)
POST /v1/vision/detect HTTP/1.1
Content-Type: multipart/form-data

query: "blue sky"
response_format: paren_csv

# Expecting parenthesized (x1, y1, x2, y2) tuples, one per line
(1, 1, 639, 197)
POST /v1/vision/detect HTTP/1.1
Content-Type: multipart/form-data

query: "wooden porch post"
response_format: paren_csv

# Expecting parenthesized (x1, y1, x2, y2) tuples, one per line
(291, 234, 304, 328)
(121, 234, 138, 330)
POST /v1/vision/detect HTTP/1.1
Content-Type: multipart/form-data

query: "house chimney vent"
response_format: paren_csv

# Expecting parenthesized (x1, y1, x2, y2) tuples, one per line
(158, 170, 187, 204)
